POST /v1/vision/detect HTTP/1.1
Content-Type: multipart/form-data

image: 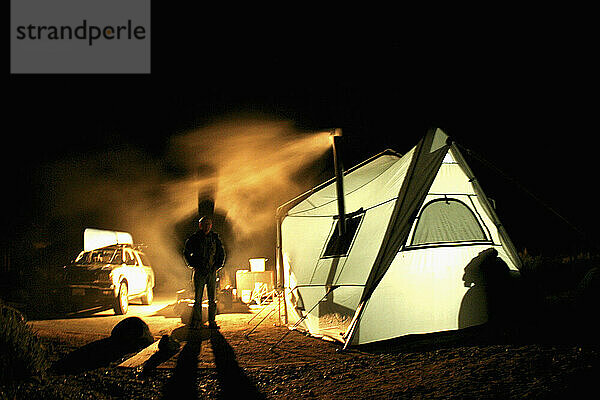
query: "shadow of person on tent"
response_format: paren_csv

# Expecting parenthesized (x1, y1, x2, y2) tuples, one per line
(210, 329, 265, 399)
(459, 248, 529, 334)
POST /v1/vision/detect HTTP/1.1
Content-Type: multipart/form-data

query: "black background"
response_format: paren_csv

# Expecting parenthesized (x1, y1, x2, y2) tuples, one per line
(5, 5, 599, 271)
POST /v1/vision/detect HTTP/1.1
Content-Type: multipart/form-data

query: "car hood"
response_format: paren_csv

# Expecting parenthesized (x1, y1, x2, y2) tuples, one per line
(63, 263, 115, 285)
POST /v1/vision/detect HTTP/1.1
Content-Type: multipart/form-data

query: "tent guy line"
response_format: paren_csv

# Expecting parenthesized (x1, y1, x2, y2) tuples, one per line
(454, 141, 594, 248)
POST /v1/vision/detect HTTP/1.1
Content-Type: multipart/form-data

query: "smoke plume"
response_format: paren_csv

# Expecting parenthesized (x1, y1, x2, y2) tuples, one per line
(41, 116, 331, 292)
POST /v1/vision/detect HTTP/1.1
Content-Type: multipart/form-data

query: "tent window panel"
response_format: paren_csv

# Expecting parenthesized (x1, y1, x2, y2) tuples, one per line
(411, 199, 488, 246)
(322, 213, 363, 258)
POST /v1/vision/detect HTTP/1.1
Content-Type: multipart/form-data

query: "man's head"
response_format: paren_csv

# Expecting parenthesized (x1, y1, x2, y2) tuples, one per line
(198, 216, 213, 234)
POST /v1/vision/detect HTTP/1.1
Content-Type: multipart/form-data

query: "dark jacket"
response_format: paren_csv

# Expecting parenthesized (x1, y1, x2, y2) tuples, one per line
(183, 231, 225, 275)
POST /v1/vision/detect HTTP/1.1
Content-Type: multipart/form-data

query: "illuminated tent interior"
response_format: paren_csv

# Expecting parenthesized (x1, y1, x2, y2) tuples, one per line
(277, 128, 522, 346)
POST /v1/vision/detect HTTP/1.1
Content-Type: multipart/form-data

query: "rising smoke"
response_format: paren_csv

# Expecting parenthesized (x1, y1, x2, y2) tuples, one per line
(42, 116, 331, 292)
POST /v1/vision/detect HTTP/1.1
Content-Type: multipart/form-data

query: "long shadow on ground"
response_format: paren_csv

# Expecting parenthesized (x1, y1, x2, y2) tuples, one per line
(52, 317, 154, 374)
(51, 337, 132, 374)
(210, 329, 265, 399)
(161, 331, 205, 399)
(161, 326, 265, 399)
(51, 335, 152, 374)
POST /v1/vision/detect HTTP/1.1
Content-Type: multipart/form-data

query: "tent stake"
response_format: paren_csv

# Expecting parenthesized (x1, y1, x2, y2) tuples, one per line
(246, 289, 276, 325)
(244, 302, 279, 339)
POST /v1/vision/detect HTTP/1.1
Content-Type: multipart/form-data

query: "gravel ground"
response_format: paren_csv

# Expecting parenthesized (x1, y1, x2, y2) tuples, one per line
(3, 302, 599, 399)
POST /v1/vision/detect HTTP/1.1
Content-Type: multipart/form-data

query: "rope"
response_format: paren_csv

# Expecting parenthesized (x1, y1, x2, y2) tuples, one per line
(455, 141, 594, 247)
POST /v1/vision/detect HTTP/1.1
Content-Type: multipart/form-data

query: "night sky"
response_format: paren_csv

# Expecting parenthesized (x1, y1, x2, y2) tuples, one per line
(5, 9, 599, 274)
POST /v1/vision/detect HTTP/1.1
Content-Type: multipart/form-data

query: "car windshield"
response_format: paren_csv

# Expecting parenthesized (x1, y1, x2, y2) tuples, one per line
(137, 252, 151, 266)
(74, 248, 117, 264)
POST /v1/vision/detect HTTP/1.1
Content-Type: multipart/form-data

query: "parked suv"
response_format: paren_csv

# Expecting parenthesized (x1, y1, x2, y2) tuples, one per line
(63, 244, 155, 315)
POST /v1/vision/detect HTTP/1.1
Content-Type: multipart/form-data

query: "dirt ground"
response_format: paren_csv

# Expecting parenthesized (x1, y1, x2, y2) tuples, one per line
(7, 299, 600, 399)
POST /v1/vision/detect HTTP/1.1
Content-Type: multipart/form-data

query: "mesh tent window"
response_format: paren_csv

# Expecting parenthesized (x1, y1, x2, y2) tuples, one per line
(411, 199, 488, 246)
(322, 212, 364, 258)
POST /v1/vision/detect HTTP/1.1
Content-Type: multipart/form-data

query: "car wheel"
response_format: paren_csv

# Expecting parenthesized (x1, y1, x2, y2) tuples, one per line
(113, 281, 129, 315)
(140, 280, 153, 305)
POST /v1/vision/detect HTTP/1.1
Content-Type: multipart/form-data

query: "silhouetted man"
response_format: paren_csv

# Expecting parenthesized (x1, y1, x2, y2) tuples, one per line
(183, 216, 225, 329)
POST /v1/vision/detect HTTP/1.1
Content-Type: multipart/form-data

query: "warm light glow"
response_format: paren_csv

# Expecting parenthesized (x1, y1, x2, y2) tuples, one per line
(43, 116, 333, 292)
(109, 264, 148, 291)
(249, 258, 267, 272)
(328, 128, 342, 144)
(83, 228, 133, 251)
(172, 119, 333, 239)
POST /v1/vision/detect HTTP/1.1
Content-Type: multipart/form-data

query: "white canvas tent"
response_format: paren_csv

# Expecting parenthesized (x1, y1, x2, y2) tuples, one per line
(276, 128, 521, 347)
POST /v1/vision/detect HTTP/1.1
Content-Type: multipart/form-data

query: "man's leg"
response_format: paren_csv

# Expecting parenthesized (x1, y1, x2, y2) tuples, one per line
(206, 270, 218, 327)
(191, 272, 206, 328)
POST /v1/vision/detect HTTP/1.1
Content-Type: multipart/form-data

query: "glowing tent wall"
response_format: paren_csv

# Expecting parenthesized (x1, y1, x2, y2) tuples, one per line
(279, 128, 521, 346)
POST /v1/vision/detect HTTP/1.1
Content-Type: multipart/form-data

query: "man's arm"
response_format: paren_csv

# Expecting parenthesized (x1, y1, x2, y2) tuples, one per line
(214, 233, 226, 269)
(183, 236, 195, 267)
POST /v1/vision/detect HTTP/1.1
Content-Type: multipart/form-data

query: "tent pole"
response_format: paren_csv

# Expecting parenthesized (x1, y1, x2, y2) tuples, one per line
(244, 298, 280, 338)
(275, 212, 288, 325)
(341, 301, 365, 350)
